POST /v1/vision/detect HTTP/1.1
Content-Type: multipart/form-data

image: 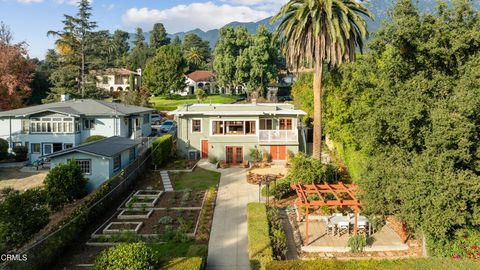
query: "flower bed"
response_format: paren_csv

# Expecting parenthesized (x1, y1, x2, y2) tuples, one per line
(125, 195, 161, 208)
(156, 191, 205, 208)
(118, 209, 154, 220)
(103, 222, 143, 234)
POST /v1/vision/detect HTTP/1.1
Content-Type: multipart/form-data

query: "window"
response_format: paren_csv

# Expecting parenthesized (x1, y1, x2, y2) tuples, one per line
(135, 118, 141, 129)
(76, 160, 91, 175)
(192, 119, 201, 132)
(212, 121, 223, 135)
(32, 143, 40, 154)
(114, 75, 123, 85)
(260, 119, 273, 130)
(30, 117, 74, 133)
(83, 119, 95, 130)
(102, 76, 109, 84)
(64, 143, 73, 149)
(21, 120, 29, 133)
(279, 118, 293, 130)
(143, 114, 149, 124)
(225, 121, 244, 134)
(113, 154, 121, 171)
(43, 144, 52, 155)
(129, 148, 135, 162)
(245, 121, 256, 135)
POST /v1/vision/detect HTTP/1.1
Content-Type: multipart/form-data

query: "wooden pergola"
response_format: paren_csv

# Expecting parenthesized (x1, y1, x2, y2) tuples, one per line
(291, 182, 362, 246)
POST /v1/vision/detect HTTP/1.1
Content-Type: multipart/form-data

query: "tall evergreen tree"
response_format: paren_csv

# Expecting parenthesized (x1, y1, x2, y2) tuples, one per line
(112, 29, 130, 66)
(150, 23, 170, 50)
(127, 27, 150, 70)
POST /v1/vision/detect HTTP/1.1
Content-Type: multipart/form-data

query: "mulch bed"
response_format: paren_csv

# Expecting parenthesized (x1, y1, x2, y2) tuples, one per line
(134, 170, 164, 190)
(156, 191, 205, 208)
(246, 171, 284, 184)
(107, 223, 139, 230)
(163, 159, 197, 170)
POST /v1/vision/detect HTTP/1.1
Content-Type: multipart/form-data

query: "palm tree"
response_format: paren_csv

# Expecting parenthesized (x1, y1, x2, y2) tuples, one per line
(185, 47, 203, 66)
(272, 0, 373, 160)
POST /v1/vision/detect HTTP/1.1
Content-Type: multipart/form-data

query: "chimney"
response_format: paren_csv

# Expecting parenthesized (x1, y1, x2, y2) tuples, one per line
(60, 94, 70, 102)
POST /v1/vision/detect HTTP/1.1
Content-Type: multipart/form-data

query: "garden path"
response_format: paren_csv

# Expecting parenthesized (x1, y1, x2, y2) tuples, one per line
(205, 165, 259, 270)
(160, 170, 173, 191)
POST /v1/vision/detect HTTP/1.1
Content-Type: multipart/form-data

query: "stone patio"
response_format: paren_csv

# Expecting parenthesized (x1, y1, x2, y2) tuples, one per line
(298, 219, 409, 253)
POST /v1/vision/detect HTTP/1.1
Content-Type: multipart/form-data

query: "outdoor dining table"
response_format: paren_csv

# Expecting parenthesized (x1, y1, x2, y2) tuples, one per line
(327, 215, 371, 235)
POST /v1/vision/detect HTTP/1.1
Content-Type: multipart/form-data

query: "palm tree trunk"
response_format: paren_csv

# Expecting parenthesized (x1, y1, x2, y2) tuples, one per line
(312, 61, 323, 160)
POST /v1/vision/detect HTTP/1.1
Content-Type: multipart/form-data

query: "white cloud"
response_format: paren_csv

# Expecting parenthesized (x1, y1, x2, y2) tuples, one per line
(54, 0, 92, 5)
(17, 0, 44, 3)
(221, 0, 287, 11)
(102, 3, 114, 11)
(121, 1, 272, 33)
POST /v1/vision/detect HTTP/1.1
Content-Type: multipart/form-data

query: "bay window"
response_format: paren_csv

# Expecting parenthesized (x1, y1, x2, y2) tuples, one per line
(212, 120, 256, 135)
(30, 117, 75, 133)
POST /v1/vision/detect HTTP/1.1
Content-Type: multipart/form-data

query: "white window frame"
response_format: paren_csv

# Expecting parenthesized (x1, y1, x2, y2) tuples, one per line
(83, 119, 95, 130)
(76, 159, 92, 175)
(278, 118, 294, 130)
(191, 118, 202, 133)
(209, 119, 259, 137)
(31, 143, 41, 154)
(259, 118, 274, 130)
(113, 154, 121, 172)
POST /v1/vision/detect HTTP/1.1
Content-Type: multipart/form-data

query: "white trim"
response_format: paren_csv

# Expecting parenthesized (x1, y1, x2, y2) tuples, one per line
(191, 118, 202, 133)
(209, 119, 259, 137)
(259, 118, 274, 131)
(278, 117, 295, 130)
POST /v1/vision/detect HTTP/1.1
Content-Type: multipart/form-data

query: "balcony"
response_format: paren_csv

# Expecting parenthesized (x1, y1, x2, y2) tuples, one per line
(259, 130, 298, 143)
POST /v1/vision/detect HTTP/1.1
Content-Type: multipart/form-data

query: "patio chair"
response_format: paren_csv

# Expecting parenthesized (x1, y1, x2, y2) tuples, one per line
(356, 221, 368, 235)
(338, 221, 350, 236)
(326, 221, 336, 236)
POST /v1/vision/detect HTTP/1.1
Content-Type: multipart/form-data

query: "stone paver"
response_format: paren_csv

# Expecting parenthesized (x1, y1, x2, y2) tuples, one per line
(160, 170, 173, 191)
(206, 166, 259, 270)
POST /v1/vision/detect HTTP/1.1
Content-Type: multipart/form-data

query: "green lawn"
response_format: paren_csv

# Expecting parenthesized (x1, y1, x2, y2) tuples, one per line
(266, 258, 480, 270)
(150, 95, 244, 111)
(170, 167, 221, 191)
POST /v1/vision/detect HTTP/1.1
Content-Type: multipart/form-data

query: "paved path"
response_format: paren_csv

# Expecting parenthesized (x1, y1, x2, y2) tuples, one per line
(160, 170, 173, 191)
(206, 166, 259, 270)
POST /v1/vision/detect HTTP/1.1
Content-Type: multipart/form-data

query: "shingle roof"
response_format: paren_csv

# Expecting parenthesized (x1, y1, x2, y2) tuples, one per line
(169, 103, 307, 116)
(0, 99, 155, 118)
(91, 68, 140, 76)
(186, 70, 215, 82)
(44, 136, 141, 159)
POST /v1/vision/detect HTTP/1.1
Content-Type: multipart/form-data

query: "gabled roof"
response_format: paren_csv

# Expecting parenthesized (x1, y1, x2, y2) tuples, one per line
(169, 103, 307, 116)
(0, 99, 155, 118)
(185, 70, 215, 82)
(91, 68, 140, 76)
(44, 136, 141, 159)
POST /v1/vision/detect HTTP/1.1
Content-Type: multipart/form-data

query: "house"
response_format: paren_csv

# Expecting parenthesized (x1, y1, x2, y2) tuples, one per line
(45, 136, 141, 192)
(173, 70, 216, 96)
(93, 68, 142, 92)
(0, 97, 154, 163)
(169, 103, 307, 164)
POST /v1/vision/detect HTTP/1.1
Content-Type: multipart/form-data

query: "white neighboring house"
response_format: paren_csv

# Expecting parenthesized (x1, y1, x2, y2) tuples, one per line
(94, 68, 142, 92)
(172, 70, 216, 96)
(0, 97, 154, 163)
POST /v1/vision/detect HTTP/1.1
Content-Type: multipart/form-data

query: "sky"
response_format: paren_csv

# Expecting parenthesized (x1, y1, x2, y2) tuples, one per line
(0, 0, 288, 59)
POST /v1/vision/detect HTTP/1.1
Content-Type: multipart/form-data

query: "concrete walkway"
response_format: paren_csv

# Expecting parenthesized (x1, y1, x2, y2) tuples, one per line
(160, 170, 173, 191)
(206, 166, 259, 270)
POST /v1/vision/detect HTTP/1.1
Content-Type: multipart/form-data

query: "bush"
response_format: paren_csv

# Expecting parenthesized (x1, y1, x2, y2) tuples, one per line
(0, 189, 49, 250)
(44, 160, 88, 210)
(208, 156, 218, 164)
(288, 153, 336, 184)
(0, 138, 8, 160)
(249, 148, 262, 162)
(247, 203, 273, 270)
(83, 135, 106, 144)
(13, 146, 28, 162)
(93, 242, 157, 270)
(152, 134, 173, 166)
(262, 152, 270, 163)
(347, 235, 367, 253)
(266, 258, 480, 270)
(267, 207, 287, 259)
(262, 177, 295, 199)
(428, 228, 480, 258)
(160, 257, 204, 270)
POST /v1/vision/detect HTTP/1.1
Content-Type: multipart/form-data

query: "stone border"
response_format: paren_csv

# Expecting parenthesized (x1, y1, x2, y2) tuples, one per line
(124, 194, 160, 208)
(102, 222, 143, 234)
(117, 209, 154, 220)
(133, 190, 163, 197)
(192, 190, 208, 237)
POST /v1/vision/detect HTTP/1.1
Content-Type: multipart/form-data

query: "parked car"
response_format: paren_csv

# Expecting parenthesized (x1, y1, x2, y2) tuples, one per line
(151, 114, 161, 125)
(159, 120, 176, 133)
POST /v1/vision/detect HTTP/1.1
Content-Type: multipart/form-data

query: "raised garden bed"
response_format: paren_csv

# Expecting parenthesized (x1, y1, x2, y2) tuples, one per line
(125, 195, 160, 208)
(155, 191, 205, 208)
(134, 190, 163, 197)
(103, 222, 143, 234)
(118, 209, 154, 220)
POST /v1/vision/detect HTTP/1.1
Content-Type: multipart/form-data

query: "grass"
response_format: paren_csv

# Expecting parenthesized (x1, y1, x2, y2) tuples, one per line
(266, 258, 480, 270)
(149, 241, 207, 269)
(150, 95, 244, 111)
(247, 203, 273, 270)
(170, 167, 221, 191)
(159, 257, 204, 270)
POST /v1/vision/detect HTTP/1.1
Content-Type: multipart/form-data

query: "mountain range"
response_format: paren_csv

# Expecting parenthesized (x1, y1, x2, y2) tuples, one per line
(130, 0, 479, 48)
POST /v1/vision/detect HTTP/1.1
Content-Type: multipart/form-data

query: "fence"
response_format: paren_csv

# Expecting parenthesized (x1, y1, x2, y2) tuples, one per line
(1, 140, 155, 270)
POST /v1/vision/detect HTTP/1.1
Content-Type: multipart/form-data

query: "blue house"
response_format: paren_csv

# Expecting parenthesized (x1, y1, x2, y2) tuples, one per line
(45, 136, 141, 192)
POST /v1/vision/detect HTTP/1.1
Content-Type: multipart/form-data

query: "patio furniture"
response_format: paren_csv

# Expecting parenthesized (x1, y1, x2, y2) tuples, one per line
(356, 221, 368, 235)
(338, 221, 350, 236)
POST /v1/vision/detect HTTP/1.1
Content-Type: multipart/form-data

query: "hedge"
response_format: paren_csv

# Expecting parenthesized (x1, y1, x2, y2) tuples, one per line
(160, 257, 204, 270)
(152, 134, 173, 166)
(93, 242, 157, 270)
(247, 203, 273, 270)
(266, 258, 480, 270)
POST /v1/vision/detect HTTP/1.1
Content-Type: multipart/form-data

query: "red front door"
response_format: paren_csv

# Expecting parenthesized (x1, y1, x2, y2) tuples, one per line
(270, 145, 286, 160)
(226, 146, 243, 164)
(201, 140, 209, 159)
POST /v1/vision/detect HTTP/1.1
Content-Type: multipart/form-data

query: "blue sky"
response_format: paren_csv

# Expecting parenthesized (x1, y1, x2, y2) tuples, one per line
(0, 0, 287, 59)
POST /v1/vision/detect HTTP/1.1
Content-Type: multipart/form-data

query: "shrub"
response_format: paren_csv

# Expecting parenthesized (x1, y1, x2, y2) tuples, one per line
(160, 257, 204, 270)
(44, 160, 88, 210)
(428, 228, 480, 259)
(247, 203, 273, 270)
(347, 235, 367, 253)
(208, 156, 218, 164)
(93, 242, 157, 270)
(267, 207, 287, 259)
(263, 177, 295, 199)
(158, 216, 174, 225)
(152, 134, 173, 166)
(0, 138, 8, 160)
(0, 189, 49, 249)
(286, 150, 294, 163)
(13, 146, 28, 162)
(83, 135, 106, 144)
(287, 152, 336, 184)
(262, 152, 270, 163)
(249, 148, 262, 162)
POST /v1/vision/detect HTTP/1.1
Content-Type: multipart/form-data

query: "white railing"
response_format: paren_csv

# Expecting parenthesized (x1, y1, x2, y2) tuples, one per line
(259, 130, 298, 143)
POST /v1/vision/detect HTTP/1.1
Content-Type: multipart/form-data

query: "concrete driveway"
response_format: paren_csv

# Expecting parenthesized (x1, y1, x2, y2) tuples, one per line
(206, 166, 259, 270)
